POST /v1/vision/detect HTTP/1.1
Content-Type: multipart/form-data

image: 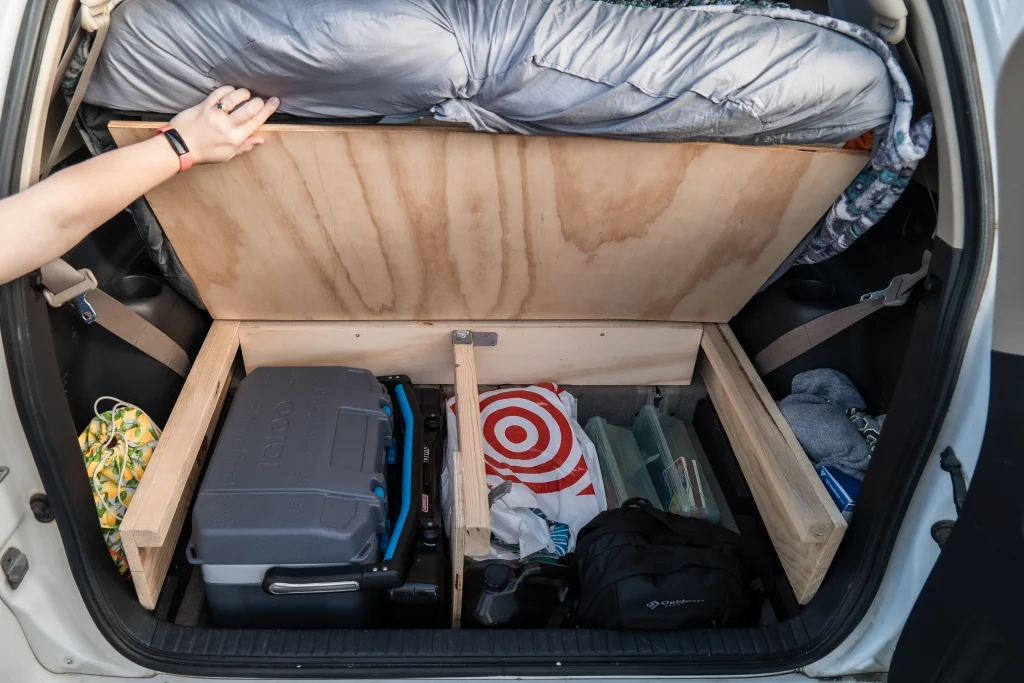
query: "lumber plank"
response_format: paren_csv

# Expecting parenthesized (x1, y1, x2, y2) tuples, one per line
(109, 121, 867, 323)
(450, 464, 465, 628)
(120, 321, 239, 609)
(237, 321, 701, 385)
(699, 324, 846, 604)
(452, 339, 492, 559)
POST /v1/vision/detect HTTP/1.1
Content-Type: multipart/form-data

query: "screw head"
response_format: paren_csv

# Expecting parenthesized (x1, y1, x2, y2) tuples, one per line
(63, 657, 74, 667)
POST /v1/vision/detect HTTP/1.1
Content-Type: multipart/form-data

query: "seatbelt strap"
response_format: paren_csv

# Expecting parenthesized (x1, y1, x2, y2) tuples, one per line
(39, 259, 191, 378)
(34, 3, 187, 377)
(753, 251, 931, 377)
(42, 1, 116, 178)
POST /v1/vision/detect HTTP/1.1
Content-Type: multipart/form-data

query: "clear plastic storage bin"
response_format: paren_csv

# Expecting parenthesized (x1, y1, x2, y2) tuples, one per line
(631, 406, 721, 524)
(585, 417, 663, 510)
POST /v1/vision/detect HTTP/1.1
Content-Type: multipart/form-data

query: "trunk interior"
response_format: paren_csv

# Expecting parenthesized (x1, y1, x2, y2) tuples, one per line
(1, 0, 983, 677)
(37, 159, 935, 673)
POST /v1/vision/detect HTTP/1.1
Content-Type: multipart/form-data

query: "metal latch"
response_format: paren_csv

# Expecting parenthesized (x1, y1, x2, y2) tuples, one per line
(939, 446, 968, 515)
(2, 548, 28, 590)
(931, 446, 968, 550)
(452, 330, 498, 346)
(41, 267, 99, 323)
(860, 251, 932, 307)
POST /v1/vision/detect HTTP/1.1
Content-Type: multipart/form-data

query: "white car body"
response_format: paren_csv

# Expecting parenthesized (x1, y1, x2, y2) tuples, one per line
(0, 0, 1020, 680)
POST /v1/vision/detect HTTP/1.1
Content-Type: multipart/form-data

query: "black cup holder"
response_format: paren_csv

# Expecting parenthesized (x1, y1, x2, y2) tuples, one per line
(785, 279, 834, 306)
(114, 275, 162, 300)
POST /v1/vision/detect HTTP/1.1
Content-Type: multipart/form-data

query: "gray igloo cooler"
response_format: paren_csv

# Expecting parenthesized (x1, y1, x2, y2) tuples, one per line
(187, 366, 422, 628)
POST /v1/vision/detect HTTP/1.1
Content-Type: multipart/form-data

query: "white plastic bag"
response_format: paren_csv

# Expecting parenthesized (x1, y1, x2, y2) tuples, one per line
(442, 384, 606, 560)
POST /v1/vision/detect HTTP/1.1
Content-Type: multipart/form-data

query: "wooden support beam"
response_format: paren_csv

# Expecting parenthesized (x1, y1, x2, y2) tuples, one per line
(450, 333, 492, 626)
(119, 321, 239, 609)
(698, 324, 846, 604)
(237, 321, 701, 385)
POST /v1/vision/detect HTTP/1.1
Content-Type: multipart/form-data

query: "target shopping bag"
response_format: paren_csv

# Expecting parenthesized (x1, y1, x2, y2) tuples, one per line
(442, 384, 607, 560)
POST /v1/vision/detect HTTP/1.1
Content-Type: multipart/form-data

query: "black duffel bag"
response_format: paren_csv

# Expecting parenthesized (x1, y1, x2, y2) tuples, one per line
(562, 498, 764, 629)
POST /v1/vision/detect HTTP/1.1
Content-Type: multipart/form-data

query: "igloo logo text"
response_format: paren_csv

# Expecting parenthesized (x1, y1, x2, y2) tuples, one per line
(646, 598, 704, 610)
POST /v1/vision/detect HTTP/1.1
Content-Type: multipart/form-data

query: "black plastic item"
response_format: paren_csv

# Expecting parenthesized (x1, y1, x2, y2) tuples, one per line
(565, 499, 763, 630)
(110, 273, 207, 354)
(29, 493, 54, 522)
(463, 560, 572, 628)
(56, 268, 207, 432)
(385, 386, 446, 627)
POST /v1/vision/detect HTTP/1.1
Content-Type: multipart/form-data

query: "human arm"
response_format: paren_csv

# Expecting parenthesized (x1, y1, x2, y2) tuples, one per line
(0, 86, 279, 286)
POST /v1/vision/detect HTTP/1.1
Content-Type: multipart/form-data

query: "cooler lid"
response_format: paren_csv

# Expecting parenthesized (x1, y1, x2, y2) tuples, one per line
(190, 366, 393, 567)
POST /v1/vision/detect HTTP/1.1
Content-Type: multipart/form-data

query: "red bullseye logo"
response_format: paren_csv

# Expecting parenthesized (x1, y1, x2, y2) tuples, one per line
(477, 385, 592, 495)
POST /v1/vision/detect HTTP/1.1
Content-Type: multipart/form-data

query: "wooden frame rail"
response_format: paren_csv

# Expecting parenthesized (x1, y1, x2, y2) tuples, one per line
(698, 324, 846, 603)
(119, 321, 239, 609)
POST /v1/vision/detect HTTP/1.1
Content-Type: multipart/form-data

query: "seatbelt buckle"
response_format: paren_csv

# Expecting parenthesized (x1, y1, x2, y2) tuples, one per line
(859, 274, 914, 307)
(859, 251, 932, 307)
(42, 267, 99, 323)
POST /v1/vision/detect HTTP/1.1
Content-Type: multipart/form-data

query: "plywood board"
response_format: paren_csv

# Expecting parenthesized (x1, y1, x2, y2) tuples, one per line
(699, 324, 845, 604)
(120, 321, 239, 609)
(110, 122, 867, 323)
(236, 321, 702, 385)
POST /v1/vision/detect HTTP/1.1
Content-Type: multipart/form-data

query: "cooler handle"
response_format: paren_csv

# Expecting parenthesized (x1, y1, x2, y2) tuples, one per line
(266, 579, 360, 595)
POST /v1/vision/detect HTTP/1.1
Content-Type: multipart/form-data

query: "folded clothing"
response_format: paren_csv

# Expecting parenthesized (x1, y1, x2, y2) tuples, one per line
(442, 384, 607, 560)
(778, 369, 884, 481)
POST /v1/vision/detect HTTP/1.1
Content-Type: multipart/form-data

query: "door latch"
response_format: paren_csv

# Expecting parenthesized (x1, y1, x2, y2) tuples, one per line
(1, 548, 28, 590)
(931, 447, 968, 550)
(939, 446, 968, 514)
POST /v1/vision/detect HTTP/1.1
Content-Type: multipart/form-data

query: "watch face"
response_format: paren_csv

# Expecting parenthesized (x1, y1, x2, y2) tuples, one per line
(163, 129, 190, 156)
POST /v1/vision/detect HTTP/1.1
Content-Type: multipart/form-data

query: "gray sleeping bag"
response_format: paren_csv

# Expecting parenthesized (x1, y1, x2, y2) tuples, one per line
(79, 0, 932, 308)
(84, 0, 894, 146)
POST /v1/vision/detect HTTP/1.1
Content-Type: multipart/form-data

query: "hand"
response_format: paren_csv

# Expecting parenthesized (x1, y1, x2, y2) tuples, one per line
(167, 86, 280, 165)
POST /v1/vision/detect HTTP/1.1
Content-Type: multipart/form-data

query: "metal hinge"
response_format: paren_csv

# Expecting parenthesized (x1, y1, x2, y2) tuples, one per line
(452, 330, 498, 346)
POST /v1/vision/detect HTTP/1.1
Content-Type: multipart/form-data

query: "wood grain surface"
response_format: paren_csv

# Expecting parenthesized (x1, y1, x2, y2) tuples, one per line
(699, 324, 845, 604)
(236, 320, 702, 385)
(120, 321, 239, 609)
(452, 339, 491, 559)
(109, 122, 866, 322)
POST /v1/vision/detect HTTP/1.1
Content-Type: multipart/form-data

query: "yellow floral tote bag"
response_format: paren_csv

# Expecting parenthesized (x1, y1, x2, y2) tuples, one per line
(79, 397, 162, 576)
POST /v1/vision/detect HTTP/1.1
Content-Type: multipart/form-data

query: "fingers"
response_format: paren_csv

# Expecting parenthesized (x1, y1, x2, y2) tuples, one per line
(179, 86, 279, 164)
(238, 136, 264, 154)
(229, 96, 264, 123)
(218, 87, 252, 113)
(203, 85, 235, 107)
(238, 97, 280, 138)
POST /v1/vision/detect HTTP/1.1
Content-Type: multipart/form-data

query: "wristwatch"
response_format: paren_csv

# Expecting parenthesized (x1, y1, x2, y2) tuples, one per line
(154, 126, 193, 172)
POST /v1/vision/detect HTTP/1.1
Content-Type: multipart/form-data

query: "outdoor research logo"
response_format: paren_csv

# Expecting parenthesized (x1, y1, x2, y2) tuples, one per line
(646, 598, 704, 610)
